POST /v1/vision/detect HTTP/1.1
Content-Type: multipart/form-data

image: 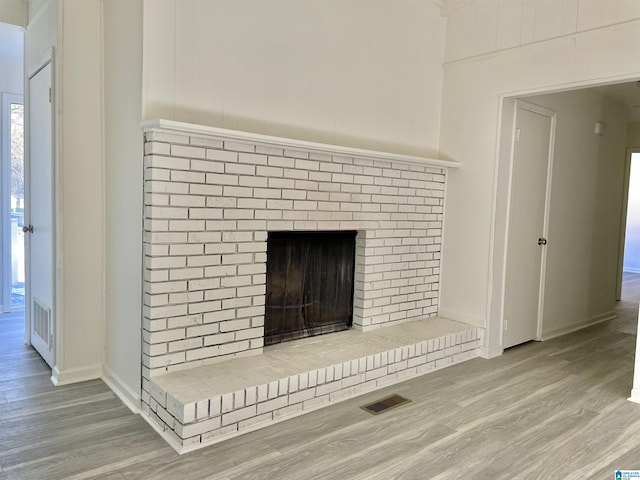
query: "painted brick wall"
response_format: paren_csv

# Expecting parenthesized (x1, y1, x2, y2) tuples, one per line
(142, 124, 448, 378)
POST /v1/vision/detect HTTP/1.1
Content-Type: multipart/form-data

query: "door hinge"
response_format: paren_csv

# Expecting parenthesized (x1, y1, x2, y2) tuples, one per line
(516, 128, 521, 142)
(49, 87, 52, 103)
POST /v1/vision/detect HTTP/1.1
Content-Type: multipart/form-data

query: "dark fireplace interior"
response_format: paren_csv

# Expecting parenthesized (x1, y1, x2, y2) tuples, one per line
(265, 231, 356, 346)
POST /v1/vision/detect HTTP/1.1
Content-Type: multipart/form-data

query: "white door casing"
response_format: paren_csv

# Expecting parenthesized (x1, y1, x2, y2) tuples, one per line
(502, 100, 555, 349)
(26, 57, 55, 367)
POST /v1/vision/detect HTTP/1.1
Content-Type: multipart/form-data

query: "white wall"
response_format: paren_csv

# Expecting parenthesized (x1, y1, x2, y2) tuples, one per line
(28, 0, 48, 22)
(629, 122, 640, 148)
(438, 2, 640, 354)
(443, 0, 640, 63)
(0, 57, 23, 92)
(0, 0, 26, 27)
(103, 0, 143, 409)
(87, 0, 446, 404)
(52, 0, 104, 383)
(142, 0, 445, 157)
(527, 91, 628, 338)
(24, 0, 55, 73)
(25, 0, 104, 384)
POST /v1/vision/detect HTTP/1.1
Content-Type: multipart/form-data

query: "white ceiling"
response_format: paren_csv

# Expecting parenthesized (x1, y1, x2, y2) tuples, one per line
(0, 22, 23, 62)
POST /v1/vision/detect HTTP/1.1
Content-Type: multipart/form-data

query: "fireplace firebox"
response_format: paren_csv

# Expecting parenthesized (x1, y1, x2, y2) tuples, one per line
(265, 231, 357, 346)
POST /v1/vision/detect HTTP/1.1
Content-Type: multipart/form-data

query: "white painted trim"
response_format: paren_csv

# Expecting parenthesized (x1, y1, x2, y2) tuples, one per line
(437, 150, 451, 320)
(484, 96, 516, 354)
(51, 364, 102, 386)
(534, 102, 557, 340)
(495, 98, 519, 349)
(477, 345, 503, 359)
(102, 365, 141, 414)
(539, 311, 615, 341)
(627, 389, 640, 405)
(98, 0, 107, 376)
(27, 47, 53, 80)
(140, 119, 460, 170)
(438, 308, 485, 327)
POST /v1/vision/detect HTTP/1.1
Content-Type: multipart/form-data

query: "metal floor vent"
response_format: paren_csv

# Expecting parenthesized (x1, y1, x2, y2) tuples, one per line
(33, 297, 52, 350)
(360, 394, 411, 415)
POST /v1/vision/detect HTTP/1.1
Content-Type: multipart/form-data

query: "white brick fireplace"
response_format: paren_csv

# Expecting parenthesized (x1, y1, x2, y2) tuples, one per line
(140, 120, 479, 452)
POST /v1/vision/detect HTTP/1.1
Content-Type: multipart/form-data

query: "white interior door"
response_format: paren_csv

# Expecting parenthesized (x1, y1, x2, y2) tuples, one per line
(503, 101, 555, 349)
(27, 60, 55, 367)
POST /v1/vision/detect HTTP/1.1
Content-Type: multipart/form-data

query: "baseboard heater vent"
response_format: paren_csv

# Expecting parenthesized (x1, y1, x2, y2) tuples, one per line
(33, 297, 52, 350)
(360, 394, 412, 415)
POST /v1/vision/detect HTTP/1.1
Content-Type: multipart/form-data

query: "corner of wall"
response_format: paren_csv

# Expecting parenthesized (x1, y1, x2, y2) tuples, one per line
(102, 365, 142, 414)
(627, 121, 640, 148)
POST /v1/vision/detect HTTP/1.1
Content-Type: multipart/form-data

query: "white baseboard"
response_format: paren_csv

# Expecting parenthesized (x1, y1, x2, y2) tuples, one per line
(51, 363, 103, 386)
(623, 268, 640, 274)
(438, 308, 486, 327)
(628, 388, 640, 405)
(478, 345, 503, 359)
(102, 365, 141, 414)
(540, 311, 615, 341)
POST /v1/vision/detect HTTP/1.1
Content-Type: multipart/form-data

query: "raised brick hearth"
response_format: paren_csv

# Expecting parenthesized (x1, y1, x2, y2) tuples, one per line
(150, 318, 480, 453)
(140, 120, 473, 453)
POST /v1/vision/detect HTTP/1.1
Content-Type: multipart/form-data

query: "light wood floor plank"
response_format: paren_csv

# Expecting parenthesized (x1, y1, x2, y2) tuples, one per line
(3, 273, 640, 478)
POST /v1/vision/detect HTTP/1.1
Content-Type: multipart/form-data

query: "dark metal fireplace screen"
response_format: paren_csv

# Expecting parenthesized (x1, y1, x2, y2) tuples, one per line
(265, 231, 356, 346)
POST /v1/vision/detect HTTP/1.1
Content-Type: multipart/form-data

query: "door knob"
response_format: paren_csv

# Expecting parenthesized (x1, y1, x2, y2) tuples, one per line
(22, 225, 33, 234)
(537, 237, 547, 246)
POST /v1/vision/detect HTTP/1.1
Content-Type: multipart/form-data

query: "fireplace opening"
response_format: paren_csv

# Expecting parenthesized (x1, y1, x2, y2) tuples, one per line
(265, 231, 357, 346)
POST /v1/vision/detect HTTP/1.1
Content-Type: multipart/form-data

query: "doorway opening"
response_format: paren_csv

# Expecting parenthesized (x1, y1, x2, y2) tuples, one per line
(492, 80, 640, 357)
(2, 95, 25, 311)
(0, 23, 25, 314)
(622, 152, 640, 278)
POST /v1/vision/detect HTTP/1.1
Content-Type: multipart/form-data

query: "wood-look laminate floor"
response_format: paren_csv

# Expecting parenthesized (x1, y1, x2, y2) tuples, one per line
(3, 277, 640, 479)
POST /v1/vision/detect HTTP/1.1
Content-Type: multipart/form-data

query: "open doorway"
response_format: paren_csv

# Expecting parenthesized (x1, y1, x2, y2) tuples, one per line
(622, 152, 640, 293)
(2, 94, 25, 311)
(0, 22, 25, 314)
(493, 80, 640, 356)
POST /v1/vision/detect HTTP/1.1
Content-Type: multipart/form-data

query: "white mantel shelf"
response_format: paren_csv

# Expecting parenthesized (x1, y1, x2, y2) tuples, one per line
(141, 119, 460, 170)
